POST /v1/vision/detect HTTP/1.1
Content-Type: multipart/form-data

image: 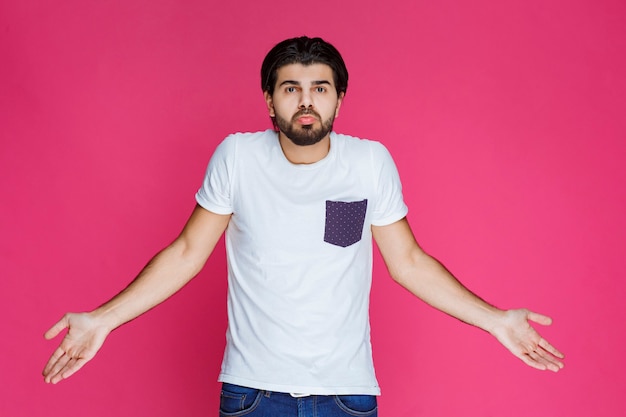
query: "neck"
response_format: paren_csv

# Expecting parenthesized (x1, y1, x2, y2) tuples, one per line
(278, 132, 331, 164)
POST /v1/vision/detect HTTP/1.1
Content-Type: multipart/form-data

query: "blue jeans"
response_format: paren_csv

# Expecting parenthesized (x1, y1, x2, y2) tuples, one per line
(219, 383, 378, 417)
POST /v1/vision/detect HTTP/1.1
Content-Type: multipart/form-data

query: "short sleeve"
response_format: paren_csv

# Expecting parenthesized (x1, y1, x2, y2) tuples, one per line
(370, 142, 408, 226)
(195, 136, 236, 215)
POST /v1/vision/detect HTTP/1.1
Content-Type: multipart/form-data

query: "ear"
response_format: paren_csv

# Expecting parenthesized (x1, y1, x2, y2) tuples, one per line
(334, 92, 345, 118)
(264, 91, 275, 117)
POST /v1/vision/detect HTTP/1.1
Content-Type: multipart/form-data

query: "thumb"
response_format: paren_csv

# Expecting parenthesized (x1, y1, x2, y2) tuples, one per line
(527, 311, 553, 326)
(44, 314, 70, 340)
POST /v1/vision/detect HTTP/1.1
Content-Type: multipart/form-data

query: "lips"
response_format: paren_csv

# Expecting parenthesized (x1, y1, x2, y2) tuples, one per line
(297, 116, 317, 124)
(293, 110, 320, 125)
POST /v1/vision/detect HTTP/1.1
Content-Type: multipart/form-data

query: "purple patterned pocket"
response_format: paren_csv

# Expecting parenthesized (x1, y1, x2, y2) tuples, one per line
(324, 199, 368, 247)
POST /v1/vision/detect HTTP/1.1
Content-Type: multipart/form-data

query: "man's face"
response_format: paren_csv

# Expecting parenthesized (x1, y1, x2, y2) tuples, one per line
(265, 63, 344, 146)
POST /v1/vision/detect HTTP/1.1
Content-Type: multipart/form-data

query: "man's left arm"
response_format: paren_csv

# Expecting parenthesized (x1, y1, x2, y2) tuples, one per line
(372, 217, 565, 372)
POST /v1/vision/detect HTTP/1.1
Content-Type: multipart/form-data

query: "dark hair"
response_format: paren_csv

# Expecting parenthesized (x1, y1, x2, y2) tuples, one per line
(261, 36, 349, 96)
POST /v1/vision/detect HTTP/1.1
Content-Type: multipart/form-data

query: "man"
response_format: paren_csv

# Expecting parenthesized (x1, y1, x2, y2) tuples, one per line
(43, 37, 564, 416)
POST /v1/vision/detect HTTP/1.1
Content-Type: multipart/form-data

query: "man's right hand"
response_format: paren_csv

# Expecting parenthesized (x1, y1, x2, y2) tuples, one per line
(42, 312, 111, 384)
(42, 205, 231, 384)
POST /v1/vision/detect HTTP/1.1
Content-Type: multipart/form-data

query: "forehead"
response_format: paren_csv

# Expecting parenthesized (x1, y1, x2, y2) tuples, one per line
(275, 63, 335, 85)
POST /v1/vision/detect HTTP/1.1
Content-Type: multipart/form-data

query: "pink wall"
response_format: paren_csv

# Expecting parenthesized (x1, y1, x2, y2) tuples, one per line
(2, 1, 625, 416)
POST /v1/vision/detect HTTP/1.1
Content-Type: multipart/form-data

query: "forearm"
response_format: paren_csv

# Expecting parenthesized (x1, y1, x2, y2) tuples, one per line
(391, 250, 505, 333)
(90, 238, 207, 331)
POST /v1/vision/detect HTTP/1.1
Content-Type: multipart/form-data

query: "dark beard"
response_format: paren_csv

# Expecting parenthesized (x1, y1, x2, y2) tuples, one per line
(275, 109, 335, 146)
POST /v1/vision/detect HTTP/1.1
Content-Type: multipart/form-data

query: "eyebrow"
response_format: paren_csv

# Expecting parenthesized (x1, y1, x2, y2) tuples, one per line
(278, 80, 332, 87)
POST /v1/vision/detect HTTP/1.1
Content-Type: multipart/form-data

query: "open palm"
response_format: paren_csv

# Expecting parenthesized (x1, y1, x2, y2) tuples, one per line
(42, 312, 111, 384)
(491, 309, 564, 372)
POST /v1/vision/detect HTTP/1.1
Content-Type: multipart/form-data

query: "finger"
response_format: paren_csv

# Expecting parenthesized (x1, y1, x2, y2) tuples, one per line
(527, 350, 557, 371)
(518, 352, 547, 371)
(537, 351, 564, 372)
(42, 346, 67, 377)
(44, 354, 71, 383)
(44, 315, 70, 340)
(57, 357, 89, 382)
(536, 344, 565, 371)
(539, 338, 565, 359)
(535, 349, 563, 372)
(527, 311, 553, 326)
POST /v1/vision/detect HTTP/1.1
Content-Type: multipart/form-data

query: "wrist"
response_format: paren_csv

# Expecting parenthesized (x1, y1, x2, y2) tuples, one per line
(479, 307, 508, 335)
(89, 306, 124, 332)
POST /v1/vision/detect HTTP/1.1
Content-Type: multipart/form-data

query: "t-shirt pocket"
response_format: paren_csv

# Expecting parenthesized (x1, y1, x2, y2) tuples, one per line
(324, 199, 368, 247)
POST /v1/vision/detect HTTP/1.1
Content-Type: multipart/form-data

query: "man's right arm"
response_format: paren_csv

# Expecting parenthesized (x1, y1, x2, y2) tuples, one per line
(42, 204, 231, 384)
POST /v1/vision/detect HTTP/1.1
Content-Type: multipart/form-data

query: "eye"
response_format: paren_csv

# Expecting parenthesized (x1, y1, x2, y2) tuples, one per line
(315, 86, 326, 93)
(285, 86, 297, 93)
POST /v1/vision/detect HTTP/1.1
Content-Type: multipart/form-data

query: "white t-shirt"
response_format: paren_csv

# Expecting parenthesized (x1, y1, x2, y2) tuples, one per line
(196, 130, 408, 395)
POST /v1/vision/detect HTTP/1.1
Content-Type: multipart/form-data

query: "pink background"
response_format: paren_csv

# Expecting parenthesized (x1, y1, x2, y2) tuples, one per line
(2, 1, 625, 416)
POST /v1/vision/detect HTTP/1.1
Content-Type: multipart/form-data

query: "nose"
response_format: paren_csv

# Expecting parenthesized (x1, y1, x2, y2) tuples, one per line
(298, 90, 313, 109)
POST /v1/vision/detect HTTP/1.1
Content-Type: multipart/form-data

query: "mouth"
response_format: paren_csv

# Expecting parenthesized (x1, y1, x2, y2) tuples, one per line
(297, 115, 317, 125)
(293, 109, 320, 126)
